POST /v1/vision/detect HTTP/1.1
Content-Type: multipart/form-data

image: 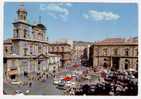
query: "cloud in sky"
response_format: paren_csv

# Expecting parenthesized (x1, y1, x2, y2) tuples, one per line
(83, 9, 120, 21)
(40, 3, 72, 21)
(65, 3, 72, 7)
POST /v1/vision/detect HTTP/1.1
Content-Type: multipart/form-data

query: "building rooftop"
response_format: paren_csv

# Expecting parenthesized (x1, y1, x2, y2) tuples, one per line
(4, 39, 12, 44)
(73, 41, 94, 46)
(49, 42, 71, 46)
(94, 37, 138, 45)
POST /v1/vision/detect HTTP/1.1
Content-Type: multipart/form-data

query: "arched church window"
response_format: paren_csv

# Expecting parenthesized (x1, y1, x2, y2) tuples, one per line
(24, 29, 27, 38)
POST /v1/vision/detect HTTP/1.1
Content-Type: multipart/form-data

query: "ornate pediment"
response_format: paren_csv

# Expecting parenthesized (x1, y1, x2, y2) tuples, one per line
(37, 54, 49, 59)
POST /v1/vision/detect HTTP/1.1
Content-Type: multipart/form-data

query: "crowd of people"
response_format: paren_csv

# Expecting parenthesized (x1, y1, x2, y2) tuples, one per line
(4, 65, 138, 96)
(73, 70, 138, 96)
(12, 71, 51, 93)
(105, 70, 138, 95)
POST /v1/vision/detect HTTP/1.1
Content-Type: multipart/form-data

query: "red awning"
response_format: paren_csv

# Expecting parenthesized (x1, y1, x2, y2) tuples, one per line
(63, 76, 73, 81)
(73, 64, 80, 67)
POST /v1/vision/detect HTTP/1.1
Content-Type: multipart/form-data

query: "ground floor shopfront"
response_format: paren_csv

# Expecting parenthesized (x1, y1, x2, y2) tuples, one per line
(4, 54, 61, 81)
(93, 56, 138, 71)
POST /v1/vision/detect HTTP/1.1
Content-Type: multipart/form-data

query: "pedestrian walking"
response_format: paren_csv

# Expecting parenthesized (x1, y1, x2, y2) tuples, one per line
(70, 88, 75, 95)
(46, 74, 48, 78)
(29, 81, 32, 87)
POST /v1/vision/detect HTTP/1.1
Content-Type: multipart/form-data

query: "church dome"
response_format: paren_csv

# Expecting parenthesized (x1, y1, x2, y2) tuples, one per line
(36, 24, 46, 30)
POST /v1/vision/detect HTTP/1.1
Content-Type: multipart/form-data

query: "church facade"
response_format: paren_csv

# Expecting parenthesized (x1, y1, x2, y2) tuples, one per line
(4, 6, 60, 81)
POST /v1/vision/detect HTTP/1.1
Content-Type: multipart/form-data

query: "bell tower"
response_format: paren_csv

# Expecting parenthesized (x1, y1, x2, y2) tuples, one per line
(13, 3, 30, 39)
(17, 3, 27, 21)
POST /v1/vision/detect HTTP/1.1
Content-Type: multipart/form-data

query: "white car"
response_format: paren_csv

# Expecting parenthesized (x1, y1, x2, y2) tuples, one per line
(11, 81, 22, 85)
(16, 93, 24, 95)
(71, 73, 77, 77)
(65, 81, 76, 87)
(15, 90, 24, 95)
(53, 79, 61, 85)
(25, 90, 30, 94)
(85, 76, 91, 80)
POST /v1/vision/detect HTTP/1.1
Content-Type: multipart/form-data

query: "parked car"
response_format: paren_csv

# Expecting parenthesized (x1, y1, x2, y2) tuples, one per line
(11, 81, 22, 85)
(15, 90, 24, 95)
(53, 79, 61, 85)
(65, 81, 76, 87)
(24, 90, 30, 95)
(56, 80, 66, 90)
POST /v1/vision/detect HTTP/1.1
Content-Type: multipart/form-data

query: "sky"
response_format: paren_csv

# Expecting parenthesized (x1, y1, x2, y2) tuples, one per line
(4, 2, 138, 42)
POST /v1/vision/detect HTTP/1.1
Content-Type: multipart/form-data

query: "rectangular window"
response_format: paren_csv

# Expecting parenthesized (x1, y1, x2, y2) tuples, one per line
(24, 48, 27, 56)
(16, 29, 19, 38)
(30, 45, 33, 55)
(113, 49, 118, 56)
(22, 60, 28, 72)
(24, 29, 28, 38)
(12, 46, 16, 54)
(62, 47, 64, 52)
(5, 47, 8, 53)
(38, 44, 42, 53)
(135, 49, 138, 56)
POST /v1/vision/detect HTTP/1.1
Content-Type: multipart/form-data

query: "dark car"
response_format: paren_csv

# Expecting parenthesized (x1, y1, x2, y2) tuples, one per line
(56, 80, 66, 90)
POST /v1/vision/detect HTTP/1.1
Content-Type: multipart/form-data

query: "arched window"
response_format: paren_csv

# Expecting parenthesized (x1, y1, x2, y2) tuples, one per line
(103, 48, 108, 56)
(24, 29, 27, 38)
(95, 48, 99, 56)
(125, 48, 129, 56)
